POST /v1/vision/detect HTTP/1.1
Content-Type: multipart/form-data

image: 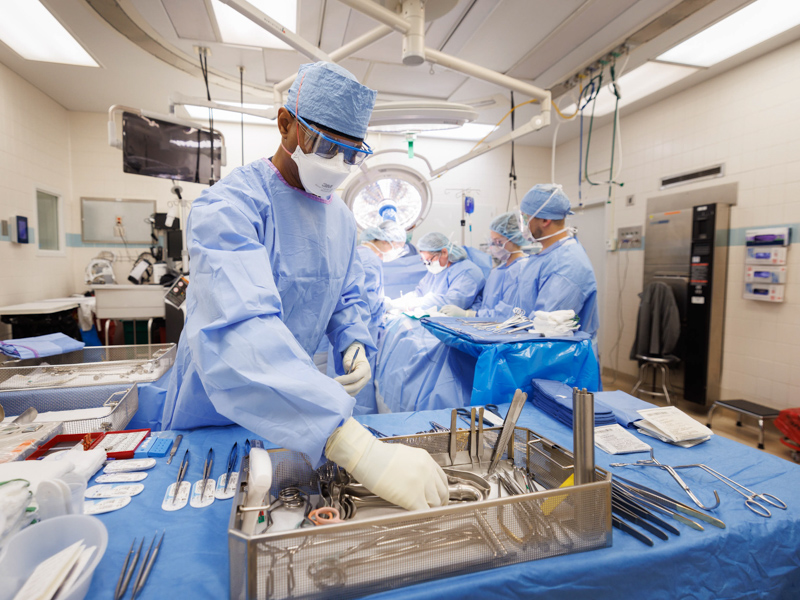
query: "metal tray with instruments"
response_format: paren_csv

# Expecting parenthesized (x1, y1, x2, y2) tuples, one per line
(0, 344, 175, 391)
(0, 383, 139, 434)
(227, 415, 612, 600)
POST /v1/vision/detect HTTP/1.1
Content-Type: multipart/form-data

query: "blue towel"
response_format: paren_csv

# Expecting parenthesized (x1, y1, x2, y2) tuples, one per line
(594, 390, 656, 428)
(530, 379, 616, 428)
(0, 333, 84, 360)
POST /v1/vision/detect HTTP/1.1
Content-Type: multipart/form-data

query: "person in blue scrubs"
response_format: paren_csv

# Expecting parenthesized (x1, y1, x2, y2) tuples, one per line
(388, 232, 485, 311)
(333, 220, 407, 414)
(440, 212, 528, 321)
(162, 62, 448, 512)
(513, 184, 599, 339)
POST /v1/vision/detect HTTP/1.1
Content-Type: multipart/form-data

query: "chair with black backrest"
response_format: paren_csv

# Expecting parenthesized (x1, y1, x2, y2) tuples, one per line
(630, 281, 682, 405)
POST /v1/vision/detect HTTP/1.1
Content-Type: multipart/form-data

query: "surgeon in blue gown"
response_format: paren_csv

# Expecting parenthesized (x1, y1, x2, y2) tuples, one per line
(162, 62, 448, 512)
(514, 184, 599, 339)
(388, 232, 485, 311)
(329, 220, 407, 414)
(440, 211, 528, 321)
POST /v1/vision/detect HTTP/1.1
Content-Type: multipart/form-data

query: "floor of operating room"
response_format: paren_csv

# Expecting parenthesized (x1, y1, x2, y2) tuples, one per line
(601, 374, 794, 462)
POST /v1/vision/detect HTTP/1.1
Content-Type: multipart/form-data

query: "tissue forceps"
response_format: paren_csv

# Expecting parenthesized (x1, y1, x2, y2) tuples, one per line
(173, 449, 189, 505)
(672, 463, 787, 517)
(610, 449, 720, 511)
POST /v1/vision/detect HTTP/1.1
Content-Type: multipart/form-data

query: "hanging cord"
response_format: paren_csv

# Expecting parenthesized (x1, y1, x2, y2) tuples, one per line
(506, 91, 518, 211)
(577, 76, 598, 205)
(606, 62, 622, 202)
(198, 48, 215, 185)
(239, 66, 245, 167)
(583, 71, 604, 187)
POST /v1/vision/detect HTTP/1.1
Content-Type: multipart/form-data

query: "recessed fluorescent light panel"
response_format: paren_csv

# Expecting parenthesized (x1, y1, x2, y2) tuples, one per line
(210, 0, 296, 49)
(0, 0, 98, 67)
(563, 62, 697, 117)
(658, 0, 800, 67)
(184, 102, 275, 124)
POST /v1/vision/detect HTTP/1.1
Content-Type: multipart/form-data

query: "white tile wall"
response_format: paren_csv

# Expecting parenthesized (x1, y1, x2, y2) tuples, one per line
(553, 39, 800, 410)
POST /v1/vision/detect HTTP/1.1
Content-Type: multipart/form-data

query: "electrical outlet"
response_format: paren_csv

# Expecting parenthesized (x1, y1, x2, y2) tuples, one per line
(626, 195, 635, 207)
(605, 238, 618, 251)
(617, 226, 642, 249)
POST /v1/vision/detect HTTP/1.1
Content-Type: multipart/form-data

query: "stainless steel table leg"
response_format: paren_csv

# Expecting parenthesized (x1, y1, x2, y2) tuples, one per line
(104, 320, 110, 346)
(147, 318, 154, 345)
(758, 417, 765, 450)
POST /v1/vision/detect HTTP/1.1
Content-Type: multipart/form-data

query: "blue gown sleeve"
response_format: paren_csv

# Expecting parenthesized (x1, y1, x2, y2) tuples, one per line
(528, 272, 587, 315)
(326, 244, 376, 373)
(185, 195, 355, 466)
(423, 263, 485, 309)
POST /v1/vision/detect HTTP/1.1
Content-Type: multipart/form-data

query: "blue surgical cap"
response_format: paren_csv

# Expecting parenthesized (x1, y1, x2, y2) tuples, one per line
(285, 62, 377, 140)
(520, 184, 574, 220)
(490, 211, 526, 247)
(418, 232, 467, 262)
(359, 221, 406, 244)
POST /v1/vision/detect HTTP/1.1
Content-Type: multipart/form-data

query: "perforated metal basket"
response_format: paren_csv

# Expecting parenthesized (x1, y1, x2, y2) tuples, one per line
(0, 344, 175, 390)
(228, 427, 612, 600)
(0, 383, 138, 433)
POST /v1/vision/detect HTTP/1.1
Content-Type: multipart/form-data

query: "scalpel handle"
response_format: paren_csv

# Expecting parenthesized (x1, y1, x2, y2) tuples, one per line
(166, 435, 183, 465)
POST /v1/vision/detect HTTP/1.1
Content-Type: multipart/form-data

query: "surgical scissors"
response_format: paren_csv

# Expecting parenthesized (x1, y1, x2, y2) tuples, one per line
(672, 463, 787, 517)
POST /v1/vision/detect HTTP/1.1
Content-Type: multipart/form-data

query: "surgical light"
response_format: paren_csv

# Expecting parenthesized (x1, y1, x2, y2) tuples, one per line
(562, 62, 698, 117)
(210, 0, 296, 50)
(343, 164, 431, 231)
(369, 101, 478, 133)
(0, 0, 98, 67)
(657, 0, 800, 68)
(184, 102, 275, 124)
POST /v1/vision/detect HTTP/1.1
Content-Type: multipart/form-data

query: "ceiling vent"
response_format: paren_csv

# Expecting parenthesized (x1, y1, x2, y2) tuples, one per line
(660, 164, 724, 190)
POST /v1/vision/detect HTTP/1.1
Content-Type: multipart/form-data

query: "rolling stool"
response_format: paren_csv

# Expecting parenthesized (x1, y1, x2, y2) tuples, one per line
(631, 354, 679, 405)
(706, 399, 780, 450)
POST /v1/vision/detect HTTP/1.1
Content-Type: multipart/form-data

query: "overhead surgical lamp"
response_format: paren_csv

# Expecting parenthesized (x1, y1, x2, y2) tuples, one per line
(368, 101, 478, 133)
(343, 163, 432, 232)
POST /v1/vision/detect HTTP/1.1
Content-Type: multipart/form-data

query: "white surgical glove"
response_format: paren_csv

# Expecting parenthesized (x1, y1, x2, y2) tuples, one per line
(326, 418, 449, 511)
(334, 342, 371, 396)
(439, 305, 476, 318)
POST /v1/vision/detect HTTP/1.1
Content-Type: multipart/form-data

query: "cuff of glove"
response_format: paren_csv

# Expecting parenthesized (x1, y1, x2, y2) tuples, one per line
(465, 309, 476, 317)
(325, 417, 374, 472)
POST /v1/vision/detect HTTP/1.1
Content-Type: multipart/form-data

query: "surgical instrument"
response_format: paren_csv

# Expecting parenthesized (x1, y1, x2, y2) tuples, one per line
(611, 485, 680, 536)
(611, 500, 668, 541)
(224, 442, 238, 494)
(671, 463, 787, 517)
(114, 537, 139, 600)
(309, 507, 345, 525)
(610, 449, 720, 511)
(132, 531, 164, 599)
(166, 434, 182, 465)
(364, 425, 388, 438)
(346, 347, 360, 375)
(131, 533, 156, 600)
(173, 450, 189, 505)
(456, 407, 495, 428)
(200, 447, 214, 502)
(612, 516, 653, 546)
(487, 389, 527, 476)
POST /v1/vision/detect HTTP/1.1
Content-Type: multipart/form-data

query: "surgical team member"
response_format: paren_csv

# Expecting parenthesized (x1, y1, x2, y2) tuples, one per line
(162, 62, 447, 512)
(440, 211, 527, 320)
(338, 220, 407, 414)
(389, 232, 485, 311)
(514, 184, 599, 338)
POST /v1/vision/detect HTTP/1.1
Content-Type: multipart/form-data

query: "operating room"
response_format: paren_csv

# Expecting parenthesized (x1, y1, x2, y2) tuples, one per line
(1, 1, 799, 599)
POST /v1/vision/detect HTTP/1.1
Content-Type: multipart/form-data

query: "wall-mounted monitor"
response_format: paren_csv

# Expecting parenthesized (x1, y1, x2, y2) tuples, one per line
(122, 111, 223, 184)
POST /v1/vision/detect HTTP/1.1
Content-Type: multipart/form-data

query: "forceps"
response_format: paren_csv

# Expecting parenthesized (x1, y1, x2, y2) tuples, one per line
(611, 449, 720, 511)
(672, 463, 787, 517)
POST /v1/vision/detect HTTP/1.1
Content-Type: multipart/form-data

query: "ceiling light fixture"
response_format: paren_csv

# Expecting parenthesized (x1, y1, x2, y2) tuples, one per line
(657, 0, 800, 68)
(562, 61, 698, 117)
(184, 102, 275, 124)
(210, 0, 296, 50)
(0, 0, 98, 67)
(368, 101, 479, 133)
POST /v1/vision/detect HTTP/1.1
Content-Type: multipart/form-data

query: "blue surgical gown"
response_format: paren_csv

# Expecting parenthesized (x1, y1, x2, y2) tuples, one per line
(413, 260, 485, 309)
(470, 257, 527, 321)
(326, 246, 383, 415)
(513, 237, 599, 338)
(162, 158, 374, 465)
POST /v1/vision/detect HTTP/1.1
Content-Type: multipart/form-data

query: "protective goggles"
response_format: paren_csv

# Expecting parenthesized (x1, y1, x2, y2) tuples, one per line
(295, 113, 373, 166)
(421, 252, 441, 266)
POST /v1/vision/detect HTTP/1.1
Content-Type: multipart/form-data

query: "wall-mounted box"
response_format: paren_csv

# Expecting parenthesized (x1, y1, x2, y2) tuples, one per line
(745, 266, 787, 284)
(744, 283, 784, 302)
(745, 247, 787, 265)
(745, 226, 790, 247)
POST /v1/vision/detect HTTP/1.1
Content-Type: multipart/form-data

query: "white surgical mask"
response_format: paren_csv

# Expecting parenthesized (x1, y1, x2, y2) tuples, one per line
(489, 242, 511, 263)
(426, 262, 446, 275)
(289, 145, 353, 199)
(364, 242, 404, 263)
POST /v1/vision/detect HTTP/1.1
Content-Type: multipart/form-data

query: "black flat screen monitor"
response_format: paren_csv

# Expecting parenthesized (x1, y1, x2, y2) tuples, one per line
(122, 112, 222, 184)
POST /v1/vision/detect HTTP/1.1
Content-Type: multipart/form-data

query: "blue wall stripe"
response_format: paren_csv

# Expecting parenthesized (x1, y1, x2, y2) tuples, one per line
(65, 232, 152, 248)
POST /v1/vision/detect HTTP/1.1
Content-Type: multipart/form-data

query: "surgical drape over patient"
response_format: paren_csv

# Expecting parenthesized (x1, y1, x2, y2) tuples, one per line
(162, 159, 374, 465)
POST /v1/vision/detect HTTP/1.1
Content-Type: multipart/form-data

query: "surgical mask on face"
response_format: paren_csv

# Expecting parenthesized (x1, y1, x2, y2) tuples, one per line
(489, 241, 511, 263)
(426, 262, 446, 275)
(288, 144, 353, 199)
(365, 242, 404, 263)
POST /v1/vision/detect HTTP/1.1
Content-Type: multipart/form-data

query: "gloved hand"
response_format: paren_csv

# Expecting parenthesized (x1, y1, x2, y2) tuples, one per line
(334, 342, 371, 396)
(439, 305, 476, 318)
(326, 418, 449, 511)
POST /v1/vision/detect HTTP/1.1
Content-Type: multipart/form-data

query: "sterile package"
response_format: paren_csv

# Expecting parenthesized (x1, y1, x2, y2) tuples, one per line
(594, 424, 651, 455)
(635, 406, 713, 445)
(0, 421, 63, 463)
